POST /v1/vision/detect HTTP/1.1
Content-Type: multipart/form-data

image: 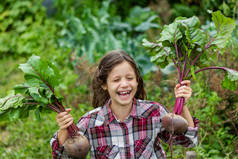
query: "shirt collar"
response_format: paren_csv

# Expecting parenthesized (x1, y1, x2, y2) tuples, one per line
(103, 98, 140, 125)
(104, 99, 115, 125)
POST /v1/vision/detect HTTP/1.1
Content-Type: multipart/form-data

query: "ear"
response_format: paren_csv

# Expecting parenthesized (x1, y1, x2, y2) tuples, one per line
(101, 84, 107, 90)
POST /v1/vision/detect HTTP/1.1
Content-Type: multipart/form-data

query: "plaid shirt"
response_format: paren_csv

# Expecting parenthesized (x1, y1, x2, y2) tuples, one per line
(51, 99, 199, 159)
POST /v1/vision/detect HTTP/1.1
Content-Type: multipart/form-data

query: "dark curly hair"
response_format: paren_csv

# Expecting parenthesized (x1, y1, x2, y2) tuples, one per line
(92, 50, 146, 108)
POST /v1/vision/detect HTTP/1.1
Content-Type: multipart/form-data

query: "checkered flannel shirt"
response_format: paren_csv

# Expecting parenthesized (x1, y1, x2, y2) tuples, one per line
(51, 99, 199, 159)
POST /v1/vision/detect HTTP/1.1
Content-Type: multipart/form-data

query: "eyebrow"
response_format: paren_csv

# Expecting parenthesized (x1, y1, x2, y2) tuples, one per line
(111, 73, 135, 79)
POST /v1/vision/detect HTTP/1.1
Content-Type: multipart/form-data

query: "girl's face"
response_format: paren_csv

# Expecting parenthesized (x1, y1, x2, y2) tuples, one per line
(102, 61, 138, 108)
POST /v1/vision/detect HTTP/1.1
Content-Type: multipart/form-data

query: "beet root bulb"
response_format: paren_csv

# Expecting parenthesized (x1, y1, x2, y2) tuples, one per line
(162, 113, 188, 134)
(63, 135, 90, 159)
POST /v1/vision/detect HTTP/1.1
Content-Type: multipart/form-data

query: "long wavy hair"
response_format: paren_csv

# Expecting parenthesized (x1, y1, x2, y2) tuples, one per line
(92, 50, 146, 108)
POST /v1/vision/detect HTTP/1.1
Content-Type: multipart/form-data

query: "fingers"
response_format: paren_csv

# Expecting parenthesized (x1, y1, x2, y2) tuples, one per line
(174, 81, 192, 103)
(57, 114, 72, 125)
(174, 84, 180, 90)
(66, 108, 71, 113)
(174, 85, 191, 94)
(175, 87, 192, 103)
(56, 109, 74, 130)
(177, 85, 192, 92)
(59, 117, 74, 130)
(175, 91, 191, 98)
(181, 80, 191, 87)
(175, 86, 192, 95)
(174, 80, 191, 91)
(56, 112, 70, 122)
(56, 108, 71, 119)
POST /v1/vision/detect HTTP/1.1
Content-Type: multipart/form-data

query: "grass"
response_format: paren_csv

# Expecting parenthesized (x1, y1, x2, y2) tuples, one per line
(0, 57, 26, 97)
(0, 111, 57, 158)
(0, 103, 93, 159)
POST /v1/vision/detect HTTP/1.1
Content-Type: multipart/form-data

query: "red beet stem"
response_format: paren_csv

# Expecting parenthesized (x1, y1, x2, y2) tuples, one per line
(177, 97, 185, 114)
(173, 97, 185, 115)
(173, 98, 179, 114)
(67, 123, 80, 137)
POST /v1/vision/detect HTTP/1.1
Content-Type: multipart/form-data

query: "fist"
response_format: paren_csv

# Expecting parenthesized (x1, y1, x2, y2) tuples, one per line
(56, 108, 74, 130)
(174, 80, 192, 103)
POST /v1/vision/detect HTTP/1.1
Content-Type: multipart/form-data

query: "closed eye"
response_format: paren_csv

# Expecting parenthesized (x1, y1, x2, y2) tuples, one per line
(113, 79, 120, 82)
(127, 77, 134, 80)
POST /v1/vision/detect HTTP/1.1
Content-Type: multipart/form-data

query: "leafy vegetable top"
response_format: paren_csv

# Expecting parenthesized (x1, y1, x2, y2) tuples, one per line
(0, 55, 63, 121)
(143, 11, 237, 90)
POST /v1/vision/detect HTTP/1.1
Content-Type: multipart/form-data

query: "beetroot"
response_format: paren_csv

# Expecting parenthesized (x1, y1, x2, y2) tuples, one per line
(162, 113, 188, 134)
(63, 135, 90, 159)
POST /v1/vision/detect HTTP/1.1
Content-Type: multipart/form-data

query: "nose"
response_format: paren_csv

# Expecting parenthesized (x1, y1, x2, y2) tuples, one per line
(120, 78, 129, 87)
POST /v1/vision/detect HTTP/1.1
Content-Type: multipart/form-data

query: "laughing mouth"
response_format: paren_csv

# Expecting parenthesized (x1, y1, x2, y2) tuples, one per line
(117, 90, 132, 96)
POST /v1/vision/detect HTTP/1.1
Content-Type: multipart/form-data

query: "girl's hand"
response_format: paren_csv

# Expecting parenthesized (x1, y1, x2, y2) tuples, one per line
(174, 80, 192, 104)
(56, 108, 74, 130)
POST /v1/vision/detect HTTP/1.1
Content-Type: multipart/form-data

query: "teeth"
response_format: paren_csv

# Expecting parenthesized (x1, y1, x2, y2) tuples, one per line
(119, 91, 130, 95)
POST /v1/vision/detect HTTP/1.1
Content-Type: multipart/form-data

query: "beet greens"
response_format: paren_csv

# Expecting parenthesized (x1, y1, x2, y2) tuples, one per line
(143, 11, 238, 115)
(0, 56, 78, 137)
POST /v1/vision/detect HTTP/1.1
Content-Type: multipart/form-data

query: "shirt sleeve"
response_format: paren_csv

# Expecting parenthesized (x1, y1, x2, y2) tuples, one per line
(50, 131, 65, 159)
(50, 116, 90, 159)
(157, 104, 199, 148)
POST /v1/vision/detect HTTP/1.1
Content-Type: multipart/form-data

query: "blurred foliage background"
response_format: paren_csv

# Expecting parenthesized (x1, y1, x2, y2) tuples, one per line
(0, 0, 238, 158)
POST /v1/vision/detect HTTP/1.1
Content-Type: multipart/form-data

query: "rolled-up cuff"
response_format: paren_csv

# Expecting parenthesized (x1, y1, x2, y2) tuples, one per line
(51, 132, 64, 159)
(184, 117, 199, 147)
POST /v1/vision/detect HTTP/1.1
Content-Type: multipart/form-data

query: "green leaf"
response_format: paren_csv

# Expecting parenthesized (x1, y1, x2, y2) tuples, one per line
(135, 15, 160, 32)
(143, 38, 176, 69)
(1, 55, 63, 122)
(14, 83, 29, 94)
(34, 108, 41, 121)
(222, 75, 236, 91)
(211, 11, 236, 49)
(150, 45, 171, 62)
(19, 63, 39, 79)
(212, 115, 219, 123)
(18, 105, 32, 119)
(175, 16, 200, 28)
(24, 75, 42, 87)
(186, 25, 207, 47)
(175, 16, 207, 47)
(19, 55, 61, 90)
(225, 68, 238, 81)
(191, 66, 197, 80)
(159, 22, 182, 43)
(0, 94, 30, 122)
(8, 109, 20, 121)
(0, 94, 25, 111)
(28, 87, 49, 104)
(142, 39, 158, 48)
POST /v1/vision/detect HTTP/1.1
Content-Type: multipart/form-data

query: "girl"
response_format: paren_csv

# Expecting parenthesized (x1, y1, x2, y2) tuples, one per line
(51, 50, 198, 159)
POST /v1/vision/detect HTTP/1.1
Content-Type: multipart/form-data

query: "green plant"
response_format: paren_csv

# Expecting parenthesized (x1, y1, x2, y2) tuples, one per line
(0, 55, 93, 158)
(0, 57, 25, 97)
(0, 55, 81, 135)
(57, 1, 121, 64)
(191, 80, 238, 158)
(0, 0, 64, 59)
(167, 0, 238, 22)
(143, 11, 237, 116)
(57, 1, 160, 75)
